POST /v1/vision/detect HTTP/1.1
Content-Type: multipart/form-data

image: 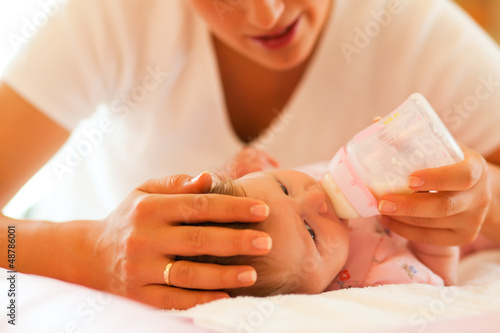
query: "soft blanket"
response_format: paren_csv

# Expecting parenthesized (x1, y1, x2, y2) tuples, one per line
(1, 250, 499, 332)
(179, 249, 500, 333)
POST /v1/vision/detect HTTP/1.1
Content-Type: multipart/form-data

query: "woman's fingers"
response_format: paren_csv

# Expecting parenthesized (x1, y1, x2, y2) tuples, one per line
(377, 146, 493, 247)
(152, 260, 257, 290)
(133, 174, 271, 225)
(157, 226, 272, 257)
(380, 215, 475, 246)
(408, 147, 485, 192)
(378, 191, 467, 218)
(379, 191, 483, 245)
(381, 213, 462, 230)
(138, 193, 270, 223)
(138, 173, 213, 195)
(138, 285, 229, 310)
(100, 173, 275, 310)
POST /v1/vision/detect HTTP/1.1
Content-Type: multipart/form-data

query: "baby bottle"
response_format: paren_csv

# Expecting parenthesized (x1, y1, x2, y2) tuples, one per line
(322, 93, 464, 219)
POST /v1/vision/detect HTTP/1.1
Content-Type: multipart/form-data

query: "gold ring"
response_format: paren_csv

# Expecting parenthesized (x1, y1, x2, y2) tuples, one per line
(163, 260, 175, 286)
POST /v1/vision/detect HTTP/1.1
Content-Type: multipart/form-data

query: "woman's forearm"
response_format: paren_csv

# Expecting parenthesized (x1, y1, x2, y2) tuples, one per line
(0, 214, 107, 290)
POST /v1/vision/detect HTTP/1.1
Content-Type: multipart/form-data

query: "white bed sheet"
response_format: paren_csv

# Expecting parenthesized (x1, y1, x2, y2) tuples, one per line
(1, 249, 499, 333)
(0, 268, 214, 333)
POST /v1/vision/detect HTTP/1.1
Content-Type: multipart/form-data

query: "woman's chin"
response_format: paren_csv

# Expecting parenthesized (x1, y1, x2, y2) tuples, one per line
(249, 49, 311, 71)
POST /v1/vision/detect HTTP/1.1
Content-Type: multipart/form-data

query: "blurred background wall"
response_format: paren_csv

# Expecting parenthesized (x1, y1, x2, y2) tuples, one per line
(454, 0, 500, 42)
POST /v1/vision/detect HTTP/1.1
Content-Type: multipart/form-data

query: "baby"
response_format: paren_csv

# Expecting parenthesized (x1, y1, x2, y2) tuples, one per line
(179, 148, 463, 297)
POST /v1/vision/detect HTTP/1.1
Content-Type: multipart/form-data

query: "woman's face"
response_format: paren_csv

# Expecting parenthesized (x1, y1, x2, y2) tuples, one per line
(186, 0, 333, 70)
(235, 170, 349, 294)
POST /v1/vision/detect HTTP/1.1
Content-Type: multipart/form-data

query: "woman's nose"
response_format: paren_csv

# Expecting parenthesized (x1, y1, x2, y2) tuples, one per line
(246, 0, 285, 30)
(300, 185, 328, 215)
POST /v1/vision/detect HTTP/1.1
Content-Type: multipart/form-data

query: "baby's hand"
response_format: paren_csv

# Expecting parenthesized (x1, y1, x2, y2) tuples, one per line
(222, 146, 280, 179)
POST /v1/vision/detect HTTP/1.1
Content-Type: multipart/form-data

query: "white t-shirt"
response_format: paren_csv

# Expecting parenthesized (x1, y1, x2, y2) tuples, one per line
(4, 0, 500, 220)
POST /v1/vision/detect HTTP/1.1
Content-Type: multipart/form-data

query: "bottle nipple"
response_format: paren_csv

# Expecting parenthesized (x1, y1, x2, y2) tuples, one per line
(321, 172, 360, 219)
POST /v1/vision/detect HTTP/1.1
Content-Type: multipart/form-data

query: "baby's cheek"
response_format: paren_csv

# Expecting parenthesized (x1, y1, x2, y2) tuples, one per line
(321, 229, 349, 254)
(320, 231, 350, 271)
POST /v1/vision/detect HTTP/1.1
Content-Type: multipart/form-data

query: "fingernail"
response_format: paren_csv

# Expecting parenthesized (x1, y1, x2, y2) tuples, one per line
(187, 172, 212, 192)
(408, 176, 424, 188)
(188, 172, 207, 184)
(250, 204, 269, 218)
(237, 270, 257, 284)
(252, 236, 272, 250)
(378, 200, 397, 213)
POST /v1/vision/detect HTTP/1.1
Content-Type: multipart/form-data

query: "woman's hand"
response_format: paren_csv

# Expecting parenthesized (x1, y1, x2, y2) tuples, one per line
(222, 146, 280, 179)
(93, 173, 272, 309)
(378, 146, 492, 246)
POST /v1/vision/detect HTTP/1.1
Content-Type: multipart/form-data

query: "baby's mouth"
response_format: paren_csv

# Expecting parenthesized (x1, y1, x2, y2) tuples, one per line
(315, 183, 343, 224)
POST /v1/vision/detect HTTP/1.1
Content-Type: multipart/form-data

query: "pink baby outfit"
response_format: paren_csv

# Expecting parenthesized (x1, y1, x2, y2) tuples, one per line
(325, 217, 444, 291)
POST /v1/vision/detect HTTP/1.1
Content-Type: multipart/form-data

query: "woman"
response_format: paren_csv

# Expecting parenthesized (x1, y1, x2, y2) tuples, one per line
(1, 0, 500, 309)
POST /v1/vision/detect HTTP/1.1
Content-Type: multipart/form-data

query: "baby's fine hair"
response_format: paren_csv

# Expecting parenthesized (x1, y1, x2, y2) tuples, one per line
(176, 173, 299, 297)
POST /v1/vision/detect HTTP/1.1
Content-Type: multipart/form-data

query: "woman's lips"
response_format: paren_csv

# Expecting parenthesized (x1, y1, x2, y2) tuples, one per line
(250, 16, 301, 50)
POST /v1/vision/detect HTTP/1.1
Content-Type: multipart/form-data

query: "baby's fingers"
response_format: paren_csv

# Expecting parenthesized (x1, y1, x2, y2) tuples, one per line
(262, 151, 280, 168)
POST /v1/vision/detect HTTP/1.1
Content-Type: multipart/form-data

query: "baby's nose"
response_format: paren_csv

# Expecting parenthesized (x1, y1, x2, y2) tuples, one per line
(302, 185, 328, 214)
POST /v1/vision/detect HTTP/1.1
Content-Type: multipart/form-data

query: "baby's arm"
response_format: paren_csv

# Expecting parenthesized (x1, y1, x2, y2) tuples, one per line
(221, 147, 280, 179)
(410, 233, 500, 285)
(408, 242, 459, 285)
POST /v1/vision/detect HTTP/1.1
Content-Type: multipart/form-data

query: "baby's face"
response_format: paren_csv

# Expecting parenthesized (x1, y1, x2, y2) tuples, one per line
(235, 170, 349, 294)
